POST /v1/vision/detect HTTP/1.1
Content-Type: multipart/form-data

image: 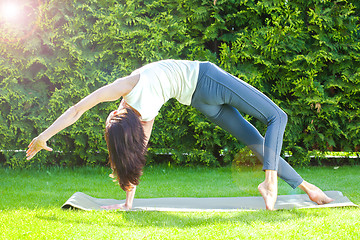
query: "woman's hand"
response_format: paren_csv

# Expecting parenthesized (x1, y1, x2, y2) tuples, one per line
(26, 136, 53, 160)
(101, 203, 131, 210)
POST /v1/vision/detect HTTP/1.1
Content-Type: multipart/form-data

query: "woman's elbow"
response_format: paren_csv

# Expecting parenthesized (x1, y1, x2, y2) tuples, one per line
(70, 105, 84, 121)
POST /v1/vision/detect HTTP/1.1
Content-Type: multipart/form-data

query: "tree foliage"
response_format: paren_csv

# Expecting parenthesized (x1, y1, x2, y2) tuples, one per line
(0, 0, 359, 168)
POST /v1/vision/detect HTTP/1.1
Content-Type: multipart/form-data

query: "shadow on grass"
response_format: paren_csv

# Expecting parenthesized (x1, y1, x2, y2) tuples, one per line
(32, 207, 351, 229)
(117, 207, 358, 228)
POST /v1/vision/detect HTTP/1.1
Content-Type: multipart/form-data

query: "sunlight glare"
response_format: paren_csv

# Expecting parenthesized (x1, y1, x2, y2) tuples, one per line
(1, 2, 21, 22)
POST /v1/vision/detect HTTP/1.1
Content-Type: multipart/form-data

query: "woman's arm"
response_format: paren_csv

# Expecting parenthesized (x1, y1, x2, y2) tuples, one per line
(26, 75, 139, 160)
(101, 185, 137, 210)
(141, 118, 155, 144)
(101, 118, 155, 210)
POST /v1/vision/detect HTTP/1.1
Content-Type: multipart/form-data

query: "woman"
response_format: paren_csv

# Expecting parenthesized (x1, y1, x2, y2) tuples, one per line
(26, 60, 333, 210)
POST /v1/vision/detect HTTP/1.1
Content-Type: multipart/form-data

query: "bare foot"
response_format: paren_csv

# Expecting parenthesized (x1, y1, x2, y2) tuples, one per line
(258, 181, 278, 210)
(299, 181, 335, 205)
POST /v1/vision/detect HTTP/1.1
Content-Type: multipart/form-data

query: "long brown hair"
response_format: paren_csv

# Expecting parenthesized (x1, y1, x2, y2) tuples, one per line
(104, 107, 147, 191)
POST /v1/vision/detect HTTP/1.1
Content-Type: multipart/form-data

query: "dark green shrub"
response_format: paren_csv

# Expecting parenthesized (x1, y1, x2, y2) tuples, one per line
(0, 0, 359, 168)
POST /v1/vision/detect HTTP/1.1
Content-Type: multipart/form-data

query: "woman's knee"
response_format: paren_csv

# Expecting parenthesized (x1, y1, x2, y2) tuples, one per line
(279, 109, 288, 125)
(266, 108, 288, 126)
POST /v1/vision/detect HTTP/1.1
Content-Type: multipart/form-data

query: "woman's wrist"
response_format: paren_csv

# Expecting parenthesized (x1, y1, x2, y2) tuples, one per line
(38, 132, 50, 142)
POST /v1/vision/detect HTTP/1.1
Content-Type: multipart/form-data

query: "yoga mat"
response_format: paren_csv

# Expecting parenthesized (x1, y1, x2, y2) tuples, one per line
(62, 191, 358, 211)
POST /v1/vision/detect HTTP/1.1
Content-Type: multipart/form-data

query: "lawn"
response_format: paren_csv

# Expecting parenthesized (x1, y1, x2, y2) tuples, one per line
(1, 164, 359, 239)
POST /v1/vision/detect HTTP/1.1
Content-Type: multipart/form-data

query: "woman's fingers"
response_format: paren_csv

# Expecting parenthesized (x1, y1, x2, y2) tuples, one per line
(101, 204, 127, 210)
(26, 150, 37, 160)
(101, 204, 117, 210)
(44, 146, 53, 152)
(26, 146, 35, 160)
(27, 138, 37, 151)
(26, 137, 52, 160)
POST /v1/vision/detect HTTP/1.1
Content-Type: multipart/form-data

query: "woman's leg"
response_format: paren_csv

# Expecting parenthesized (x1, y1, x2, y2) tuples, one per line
(191, 102, 334, 205)
(193, 62, 287, 172)
(203, 104, 303, 189)
(192, 62, 293, 209)
(192, 62, 334, 208)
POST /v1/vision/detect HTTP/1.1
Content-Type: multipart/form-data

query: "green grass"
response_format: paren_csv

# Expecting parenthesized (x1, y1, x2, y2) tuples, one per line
(1, 165, 359, 239)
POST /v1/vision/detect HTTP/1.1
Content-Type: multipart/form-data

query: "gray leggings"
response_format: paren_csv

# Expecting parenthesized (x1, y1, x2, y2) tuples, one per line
(191, 62, 303, 189)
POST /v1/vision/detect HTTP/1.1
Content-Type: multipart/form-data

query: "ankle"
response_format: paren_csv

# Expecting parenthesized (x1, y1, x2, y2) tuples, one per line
(264, 170, 278, 184)
(299, 181, 317, 193)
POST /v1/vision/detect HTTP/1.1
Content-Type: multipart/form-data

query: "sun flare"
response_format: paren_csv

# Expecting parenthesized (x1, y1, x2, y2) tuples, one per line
(1, 2, 21, 22)
(0, 1, 43, 42)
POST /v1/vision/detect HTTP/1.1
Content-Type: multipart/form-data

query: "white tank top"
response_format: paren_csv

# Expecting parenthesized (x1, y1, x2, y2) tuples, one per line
(124, 60, 200, 121)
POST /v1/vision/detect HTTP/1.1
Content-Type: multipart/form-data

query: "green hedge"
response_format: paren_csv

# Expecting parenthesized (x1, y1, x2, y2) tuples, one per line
(0, 0, 359, 168)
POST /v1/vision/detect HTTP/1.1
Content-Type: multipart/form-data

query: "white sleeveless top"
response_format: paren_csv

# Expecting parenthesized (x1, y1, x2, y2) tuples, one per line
(124, 60, 200, 121)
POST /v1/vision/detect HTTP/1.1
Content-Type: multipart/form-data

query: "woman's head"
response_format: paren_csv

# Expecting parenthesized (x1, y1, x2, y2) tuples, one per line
(105, 107, 147, 191)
